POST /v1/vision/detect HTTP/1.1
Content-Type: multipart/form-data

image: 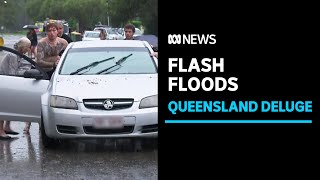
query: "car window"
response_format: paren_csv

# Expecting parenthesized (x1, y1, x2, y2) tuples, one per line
(0, 50, 33, 77)
(59, 47, 157, 75)
(85, 32, 100, 38)
(107, 28, 117, 35)
(94, 27, 108, 33)
(135, 29, 143, 36)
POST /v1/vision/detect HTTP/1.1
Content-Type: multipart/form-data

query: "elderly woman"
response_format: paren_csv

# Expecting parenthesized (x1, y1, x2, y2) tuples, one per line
(0, 37, 32, 75)
(0, 37, 32, 139)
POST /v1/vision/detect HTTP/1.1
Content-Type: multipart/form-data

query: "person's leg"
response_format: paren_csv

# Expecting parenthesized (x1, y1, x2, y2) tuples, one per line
(30, 46, 34, 59)
(24, 122, 31, 134)
(32, 46, 37, 59)
(4, 121, 19, 135)
(34, 46, 37, 57)
(0, 120, 11, 139)
(4, 121, 11, 131)
(28, 49, 32, 58)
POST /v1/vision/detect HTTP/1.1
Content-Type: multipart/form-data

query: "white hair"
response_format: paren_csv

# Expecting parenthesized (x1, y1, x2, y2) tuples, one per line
(56, 22, 64, 28)
(13, 37, 31, 50)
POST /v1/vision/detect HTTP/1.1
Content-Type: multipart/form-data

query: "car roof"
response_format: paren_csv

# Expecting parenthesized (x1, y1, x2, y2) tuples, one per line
(94, 27, 109, 31)
(71, 40, 149, 48)
(84, 30, 100, 34)
(95, 24, 111, 28)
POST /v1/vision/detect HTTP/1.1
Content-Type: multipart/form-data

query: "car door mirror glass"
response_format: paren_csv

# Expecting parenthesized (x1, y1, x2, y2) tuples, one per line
(23, 69, 44, 79)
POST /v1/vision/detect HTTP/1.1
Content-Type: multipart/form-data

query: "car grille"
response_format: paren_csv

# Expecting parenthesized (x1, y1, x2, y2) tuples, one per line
(83, 126, 134, 135)
(83, 98, 134, 110)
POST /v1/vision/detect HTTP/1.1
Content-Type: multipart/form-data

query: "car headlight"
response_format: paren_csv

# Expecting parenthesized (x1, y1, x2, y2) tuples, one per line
(139, 95, 158, 109)
(50, 95, 78, 110)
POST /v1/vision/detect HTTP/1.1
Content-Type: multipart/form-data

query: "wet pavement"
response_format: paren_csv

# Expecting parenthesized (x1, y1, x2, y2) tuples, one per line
(0, 34, 25, 49)
(0, 122, 158, 179)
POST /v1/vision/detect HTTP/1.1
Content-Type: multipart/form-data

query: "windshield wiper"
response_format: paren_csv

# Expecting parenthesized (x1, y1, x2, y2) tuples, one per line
(70, 56, 115, 75)
(96, 53, 133, 74)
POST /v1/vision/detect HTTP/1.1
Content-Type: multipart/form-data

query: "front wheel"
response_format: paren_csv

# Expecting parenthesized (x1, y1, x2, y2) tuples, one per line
(40, 113, 58, 148)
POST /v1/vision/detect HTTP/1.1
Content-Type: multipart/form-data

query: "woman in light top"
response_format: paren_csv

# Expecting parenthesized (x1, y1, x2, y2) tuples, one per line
(0, 37, 33, 139)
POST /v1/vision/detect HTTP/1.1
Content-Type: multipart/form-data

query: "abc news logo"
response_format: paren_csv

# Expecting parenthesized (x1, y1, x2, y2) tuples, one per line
(168, 34, 216, 45)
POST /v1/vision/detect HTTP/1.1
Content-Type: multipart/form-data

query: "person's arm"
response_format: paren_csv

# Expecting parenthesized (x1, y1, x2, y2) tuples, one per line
(54, 38, 68, 65)
(59, 37, 68, 49)
(151, 52, 158, 58)
(36, 42, 58, 68)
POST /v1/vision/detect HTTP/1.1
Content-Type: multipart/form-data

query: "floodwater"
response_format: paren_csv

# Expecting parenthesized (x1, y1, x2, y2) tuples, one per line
(0, 34, 25, 49)
(0, 122, 158, 179)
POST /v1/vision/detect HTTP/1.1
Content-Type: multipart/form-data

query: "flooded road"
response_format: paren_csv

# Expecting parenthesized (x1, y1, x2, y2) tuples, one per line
(0, 34, 25, 49)
(0, 122, 158, 179)
(0, 34, 158, 179)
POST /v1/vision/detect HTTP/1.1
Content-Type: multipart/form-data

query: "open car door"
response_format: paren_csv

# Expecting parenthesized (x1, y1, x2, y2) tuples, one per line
(0, 46, 49, 123)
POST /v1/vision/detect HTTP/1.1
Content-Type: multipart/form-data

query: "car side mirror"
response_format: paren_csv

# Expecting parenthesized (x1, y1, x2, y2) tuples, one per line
(23, 69, 45, 80)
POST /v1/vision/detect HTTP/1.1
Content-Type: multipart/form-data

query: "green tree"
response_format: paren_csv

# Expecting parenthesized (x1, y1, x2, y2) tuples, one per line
(1, 0, 28, 32)
(26, 0, 40, 21)
(63, 0, 108, 32)
(138, 0, 158, 35)
(24, 0, 157, 34)
(107, 0, 140, 27)
(108, 0, 158, 35)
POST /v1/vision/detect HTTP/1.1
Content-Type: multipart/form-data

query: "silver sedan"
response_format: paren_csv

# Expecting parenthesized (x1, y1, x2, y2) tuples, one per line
(0, 40, 158, 147)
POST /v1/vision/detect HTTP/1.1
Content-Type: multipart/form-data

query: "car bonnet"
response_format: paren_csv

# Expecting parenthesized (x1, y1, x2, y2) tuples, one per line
(53, 74, 157, 102)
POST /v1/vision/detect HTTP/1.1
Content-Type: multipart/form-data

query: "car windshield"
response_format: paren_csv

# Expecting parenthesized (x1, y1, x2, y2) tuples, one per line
(85, 32, 100, 38)
(59, 47, 157, 75)
(107, 28, 117, 35)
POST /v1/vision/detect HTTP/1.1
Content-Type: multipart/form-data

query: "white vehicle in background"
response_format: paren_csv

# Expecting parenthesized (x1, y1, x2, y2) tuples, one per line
(94, 26, 110, 39)
(134, 28, 143, 37)
(82, 30, 101, 41)
(107, 28, 124, 40)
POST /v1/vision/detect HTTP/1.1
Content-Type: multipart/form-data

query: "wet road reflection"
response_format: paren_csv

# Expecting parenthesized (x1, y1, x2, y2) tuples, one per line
(0, 122, 158, 179)
(0, 34, 25, 48)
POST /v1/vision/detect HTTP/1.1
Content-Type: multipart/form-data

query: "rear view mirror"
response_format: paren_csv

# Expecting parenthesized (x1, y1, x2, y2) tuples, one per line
(24, 69, 45, 80)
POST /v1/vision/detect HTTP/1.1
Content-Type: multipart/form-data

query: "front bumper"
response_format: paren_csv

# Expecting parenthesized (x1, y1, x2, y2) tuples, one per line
(42, 102, 158, 139)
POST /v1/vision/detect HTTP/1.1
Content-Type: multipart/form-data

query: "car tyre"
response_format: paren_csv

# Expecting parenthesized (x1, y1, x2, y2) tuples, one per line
(40, 113, 58, 148)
